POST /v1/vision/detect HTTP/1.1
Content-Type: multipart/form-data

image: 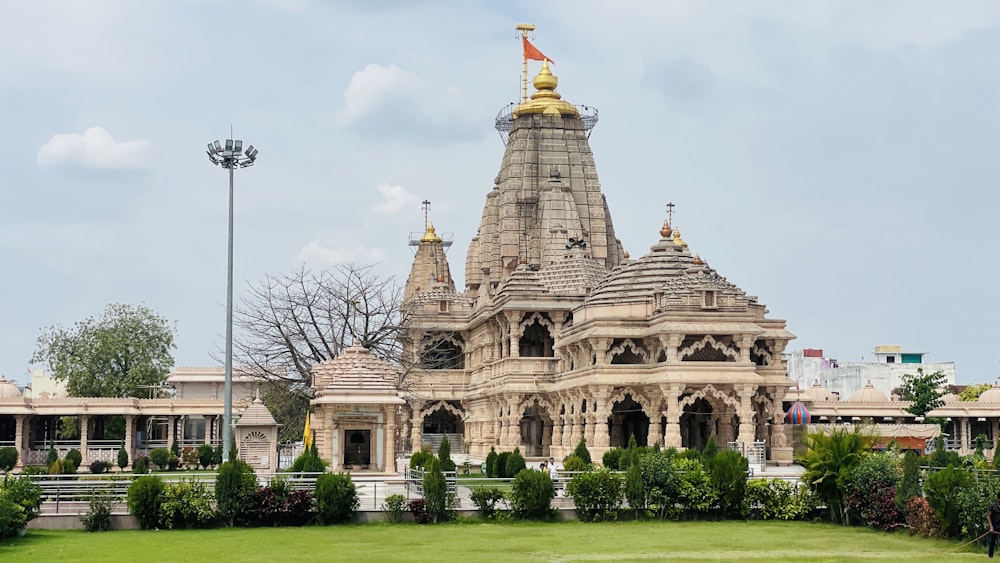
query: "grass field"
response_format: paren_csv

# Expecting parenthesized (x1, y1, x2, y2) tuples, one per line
(0, 520, 985, 562)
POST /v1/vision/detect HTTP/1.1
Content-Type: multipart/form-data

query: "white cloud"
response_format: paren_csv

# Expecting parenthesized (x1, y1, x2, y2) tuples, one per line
(294, 240, 385, 267)
(37, 127, 152, 170)
(374, 183, 419, 214)
(337, 63, 422, 125)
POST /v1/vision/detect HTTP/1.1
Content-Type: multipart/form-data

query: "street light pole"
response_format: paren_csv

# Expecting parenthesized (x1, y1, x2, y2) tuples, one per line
(206, 138, 259, 462)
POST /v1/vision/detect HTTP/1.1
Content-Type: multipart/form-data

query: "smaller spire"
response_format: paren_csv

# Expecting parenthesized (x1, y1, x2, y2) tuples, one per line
(672, 227, 688, 248)
(659, 220, 673, 238)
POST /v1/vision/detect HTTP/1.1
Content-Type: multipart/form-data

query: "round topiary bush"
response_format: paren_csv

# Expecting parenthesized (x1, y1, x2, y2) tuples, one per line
(510, 468, 555, 520)
(127, 475, 165, 529)
(315, 472, 359, 524)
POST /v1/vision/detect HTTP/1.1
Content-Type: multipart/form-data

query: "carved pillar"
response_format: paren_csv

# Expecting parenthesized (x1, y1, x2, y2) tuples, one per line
(385, 408, 396, 472)
(661, 334, 682, 363)
(593, 338, 610, 366)
(647, 416, 662, 448)
(592, 391, 610, 448)
(506, 397, 521, 449)
(13, 415, 25, 470)
(507, 312, 521, 359)
(124, 415, 135, 469)
(204, 416, 214, 444)
(770, 387, 788, 448)
(550, 413, 563, 454)
(737, 385, 757, 444)
(662, 384, 682, 448)
(567, 414, 580, 447)
(79, 415, 90, 466)
(738, 335, 755, 364)
(409, 405, 422, 453)
(166, 415, 176, 450)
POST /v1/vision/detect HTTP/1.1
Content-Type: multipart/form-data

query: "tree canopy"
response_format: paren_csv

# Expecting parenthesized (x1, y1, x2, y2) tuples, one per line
(32, 303, 176, 398)
(899, 368, 947, 417)
(959, 383, 991, 402)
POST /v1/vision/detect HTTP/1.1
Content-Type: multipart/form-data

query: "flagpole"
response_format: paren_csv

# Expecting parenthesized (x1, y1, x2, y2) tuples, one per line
(516, 23, 536, 103)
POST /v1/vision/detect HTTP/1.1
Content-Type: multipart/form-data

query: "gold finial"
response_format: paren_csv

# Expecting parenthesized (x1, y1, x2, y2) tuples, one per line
(692, 254, 703, 265)
(519, 255, 528, 265)
(420, 222, 442, 243)
(673, 227, 687, 248)
(659, 220, 673, 238)
(513, 61, 579, 119)
(623, 250, 630, 260)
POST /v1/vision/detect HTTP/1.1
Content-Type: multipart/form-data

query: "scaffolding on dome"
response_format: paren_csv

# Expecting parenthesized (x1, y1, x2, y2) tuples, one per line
(493, 103, 599, 145)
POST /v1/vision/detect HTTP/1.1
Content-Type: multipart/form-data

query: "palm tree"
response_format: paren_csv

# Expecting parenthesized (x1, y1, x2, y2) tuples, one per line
(797, 425, 871, 524)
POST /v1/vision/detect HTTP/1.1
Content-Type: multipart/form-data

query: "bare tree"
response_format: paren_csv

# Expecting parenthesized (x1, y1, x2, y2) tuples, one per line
(232, 263, 413, 442)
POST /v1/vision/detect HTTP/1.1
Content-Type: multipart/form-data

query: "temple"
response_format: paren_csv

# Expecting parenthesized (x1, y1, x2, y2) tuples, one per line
(392, 56, 798, 465)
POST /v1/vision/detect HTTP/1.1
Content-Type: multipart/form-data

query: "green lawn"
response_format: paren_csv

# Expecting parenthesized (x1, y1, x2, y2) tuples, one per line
(0, 520, 984, 562)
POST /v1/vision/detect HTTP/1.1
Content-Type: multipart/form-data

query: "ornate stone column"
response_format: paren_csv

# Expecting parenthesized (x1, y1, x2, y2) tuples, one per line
(662, 383, 682, 448)
(737, 385, 757, 445)
(770, 387, 789, 448)
(409, 405, 422, 453)
(13, 415, 25, 470)
(592, 391, 611, 448)
(166, 415, 177, 450)
(659, 334, 682, 363)
(79, 415, 90, 466)
(647, 416, 662, 448)
(550, 413, 563, 454)
(384, 407, 397, 472)
(124, 415, 135, 469)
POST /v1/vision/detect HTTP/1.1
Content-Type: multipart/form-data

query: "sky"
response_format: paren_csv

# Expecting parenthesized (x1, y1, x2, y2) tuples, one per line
(2, 1, 999, 387)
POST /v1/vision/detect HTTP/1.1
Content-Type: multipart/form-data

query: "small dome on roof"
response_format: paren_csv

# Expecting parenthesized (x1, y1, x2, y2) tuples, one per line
(849, 380, 889, 403)
(942, 392, 961, 404)
(0, 376, 21, 399)
(979, 385, 1000, 404)
(803, 381, 837, 402)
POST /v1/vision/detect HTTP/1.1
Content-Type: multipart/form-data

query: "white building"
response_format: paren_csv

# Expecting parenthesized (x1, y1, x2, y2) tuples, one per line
(785, 345, 955, 400)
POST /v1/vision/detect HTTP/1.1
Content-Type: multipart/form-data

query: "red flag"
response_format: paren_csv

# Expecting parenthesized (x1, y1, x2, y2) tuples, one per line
(522, 36, 553, 63)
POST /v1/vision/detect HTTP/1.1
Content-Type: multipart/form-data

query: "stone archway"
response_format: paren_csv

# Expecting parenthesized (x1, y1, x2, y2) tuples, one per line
(680, 397, 713, 450)
(518, 395, 554, 457)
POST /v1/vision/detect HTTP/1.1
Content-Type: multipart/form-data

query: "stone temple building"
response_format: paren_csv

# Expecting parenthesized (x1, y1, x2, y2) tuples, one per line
(392, 59, 797, 465)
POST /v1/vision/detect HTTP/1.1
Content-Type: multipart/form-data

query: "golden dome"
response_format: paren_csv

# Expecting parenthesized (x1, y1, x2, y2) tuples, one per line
(672, 227, 688, 248)
(513, 60, 579, 119)
(660, 220, 673, 238)
(420, 223, 442, 243)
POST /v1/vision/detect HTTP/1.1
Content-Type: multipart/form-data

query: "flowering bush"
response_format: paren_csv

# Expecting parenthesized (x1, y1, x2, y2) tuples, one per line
(906, 496, 944, 539)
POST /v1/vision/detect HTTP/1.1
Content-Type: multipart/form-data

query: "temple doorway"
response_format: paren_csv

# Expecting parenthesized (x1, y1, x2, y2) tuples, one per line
(610, 396, 649, 447)
(680, 397, 713, 450)
(343, 429, 371, 469)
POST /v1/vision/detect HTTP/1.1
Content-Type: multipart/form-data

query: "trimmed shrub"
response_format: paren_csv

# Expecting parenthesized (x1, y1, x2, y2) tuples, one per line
(701, 435, 718, 460)
(842, 452, 901, 530)
(216, 459, 257, 527)
(408, 498, 430, 524)
(117, 447, 129, 471)
(46, 447, 58, 467)
(708, 450, 748, 519)
(929, 437, 961, 468)
(80, 491, 116, 532)
(640, 449, 681, 519)
(170, 439, 181, 457)
(470, 487, 506, 519)
(0, 448, 18, 472)
(127, 475, 166, 529)
(438, 436, 456, 473)
(562, 455, 587, 473)
(285, 490, 315, 526)
(290, 450, 327, 474)
(65, 448, 83, 470)
(896, 450, 922, 513)
(1, 474, 42, 523)
(924, 465, 973, 538)
(567, 467, 623, 522)
(89, 460, 111, 474)
(602, 448, 625, 471)
(907, 496, 945, 538)
(382, 493, 407, 523)
(510, 468, 555, 520)
(315, 472, 359, 524)
(573, 437, 592, 466)
(198, 444, 215, 469)
(505, 447, 526, 478)
(495, 452, 512, 478)
(409, 450, 433, 470)
(484, 446, 498, 478)
(161, 480, 216, 529)
(422, 458, 451, 523)
(149, 448, 171, 471)
(741, 478, 814, 521)
(674, 457, 717, 517)
(624, 459, 645, 515)
(133, 456, 150, 475)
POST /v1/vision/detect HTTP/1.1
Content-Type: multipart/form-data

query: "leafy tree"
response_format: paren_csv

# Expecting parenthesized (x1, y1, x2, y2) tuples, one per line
(233, 265, 421, 443)
(797, 426, 871, 524)
(924, 465, 973, 538)
(896, 450, 922, 512)
(959, 383, 992, 402)
(32, 303, 176, 398)
(899, 368, 947, 417)
(707, 450, 748, 519)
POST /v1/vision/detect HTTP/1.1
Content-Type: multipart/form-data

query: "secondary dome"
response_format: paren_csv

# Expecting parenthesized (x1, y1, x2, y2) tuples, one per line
(848, 380, 889, 403)
(979, 385, 1000, 404)
(0, 376, 21, 399)
(803, 381, 838, 402)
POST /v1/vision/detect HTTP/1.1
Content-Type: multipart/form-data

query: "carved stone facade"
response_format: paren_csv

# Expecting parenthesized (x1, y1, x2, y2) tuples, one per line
(400, 62, 797, 463)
